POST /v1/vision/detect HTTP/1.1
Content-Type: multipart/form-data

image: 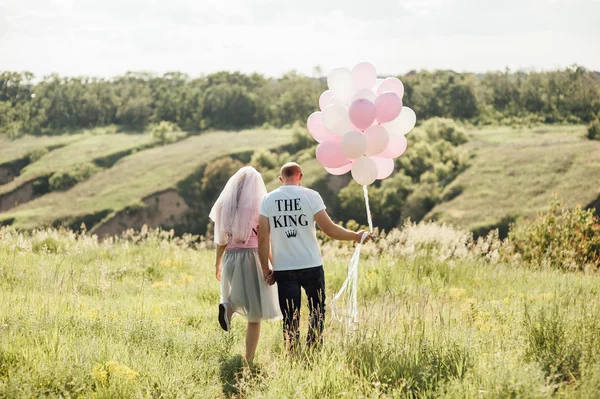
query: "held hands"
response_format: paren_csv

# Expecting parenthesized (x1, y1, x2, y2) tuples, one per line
(355, 230, 373, 244)
(262, 267, 276, 286)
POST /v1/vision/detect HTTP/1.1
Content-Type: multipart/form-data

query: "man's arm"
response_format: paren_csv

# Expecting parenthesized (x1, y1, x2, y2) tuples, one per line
(258, 215, 272, 277)
(314, 210, 371, 243)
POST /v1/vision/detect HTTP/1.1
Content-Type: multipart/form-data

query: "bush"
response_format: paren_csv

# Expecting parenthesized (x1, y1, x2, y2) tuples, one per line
(587, 120, 600, 140)
(507, 198, 600, 272)
(201, 157, 244, 201)
(28, 148, 49, 163)
(149, 121, 181, 145)
(49, 162, 100, 191)
(421, 118, 469, 146)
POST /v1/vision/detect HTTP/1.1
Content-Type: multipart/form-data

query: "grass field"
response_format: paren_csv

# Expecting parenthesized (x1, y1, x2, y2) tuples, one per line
(0, 134, 85, 165)
(428, 125, 600, 233)
(1, 129, 294, 230)
(0, 226, 599, 398)
(0, 133, 155, 197)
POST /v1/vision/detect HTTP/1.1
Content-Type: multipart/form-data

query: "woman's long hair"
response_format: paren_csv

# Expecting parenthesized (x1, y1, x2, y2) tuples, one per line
(209, 166, 267, 246)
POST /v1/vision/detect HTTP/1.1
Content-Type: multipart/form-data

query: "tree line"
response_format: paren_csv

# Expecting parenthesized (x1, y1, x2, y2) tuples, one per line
(1, 66, 599, 137)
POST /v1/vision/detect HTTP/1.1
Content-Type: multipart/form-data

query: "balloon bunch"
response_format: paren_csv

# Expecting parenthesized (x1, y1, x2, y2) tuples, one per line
(307, 62, 416, 186)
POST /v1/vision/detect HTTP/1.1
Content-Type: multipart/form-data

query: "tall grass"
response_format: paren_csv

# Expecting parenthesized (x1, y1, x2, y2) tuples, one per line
(0, 224, 598, 398)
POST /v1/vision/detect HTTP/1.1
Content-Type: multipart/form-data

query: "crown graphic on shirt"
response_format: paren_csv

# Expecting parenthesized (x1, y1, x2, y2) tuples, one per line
(285, 229, 297, 238)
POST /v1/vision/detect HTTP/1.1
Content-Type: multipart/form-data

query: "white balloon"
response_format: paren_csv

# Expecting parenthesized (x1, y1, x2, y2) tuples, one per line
(383, 107, 417, 136)
(351, 88, 377, 103)
(351, 157, 378, 186)
(373, 78, 384, 93)
(321, 104, 353, 136)
(328, 96, 347, 107)
(327, 67, 354, 104)
(364, 125, 390, 156)
(340, 131, 367, 159)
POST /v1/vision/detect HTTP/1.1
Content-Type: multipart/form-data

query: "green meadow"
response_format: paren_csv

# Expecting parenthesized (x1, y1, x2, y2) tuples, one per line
(0, 225, 598, 398)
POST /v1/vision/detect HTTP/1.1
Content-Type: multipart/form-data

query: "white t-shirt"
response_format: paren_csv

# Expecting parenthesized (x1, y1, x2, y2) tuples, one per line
(259, 185, 326, 271)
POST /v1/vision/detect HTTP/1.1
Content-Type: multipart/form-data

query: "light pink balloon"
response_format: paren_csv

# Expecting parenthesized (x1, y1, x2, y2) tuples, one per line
(316, 140, 351, 168)
(352, 62, 377, 91)
(319, 90, 333, 111)
(375, 92, 403, 124)
(307, 112, 337, 143)
(364, 125, 390, 156)
(348, 99, 376, 131)
(377, 77, 405, 98)
(371, 157, 394, 180)
(379, 134, 408, 159)
(325, 163, 353, 176)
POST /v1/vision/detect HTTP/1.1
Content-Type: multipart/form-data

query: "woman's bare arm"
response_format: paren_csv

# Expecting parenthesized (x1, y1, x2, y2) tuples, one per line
(215, 244, 227, 281)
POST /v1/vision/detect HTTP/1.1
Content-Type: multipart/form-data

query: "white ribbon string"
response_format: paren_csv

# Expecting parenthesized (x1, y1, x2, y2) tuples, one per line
(363, 185, 373, 232)
(331, 185, 373, 327)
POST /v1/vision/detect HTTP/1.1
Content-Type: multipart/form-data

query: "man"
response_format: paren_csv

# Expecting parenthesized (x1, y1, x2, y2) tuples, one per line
(258, 162, 370, 349)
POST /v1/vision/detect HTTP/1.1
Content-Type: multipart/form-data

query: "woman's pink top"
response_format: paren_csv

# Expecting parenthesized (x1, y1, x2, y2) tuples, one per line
(227, 225, 259, 249)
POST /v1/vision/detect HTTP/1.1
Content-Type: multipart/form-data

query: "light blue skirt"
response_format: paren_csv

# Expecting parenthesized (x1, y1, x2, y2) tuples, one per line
(220, 248, 282, 322)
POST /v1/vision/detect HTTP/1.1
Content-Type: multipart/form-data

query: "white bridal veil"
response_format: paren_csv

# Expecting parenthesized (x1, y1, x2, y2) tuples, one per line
(209, 166, 267, 246)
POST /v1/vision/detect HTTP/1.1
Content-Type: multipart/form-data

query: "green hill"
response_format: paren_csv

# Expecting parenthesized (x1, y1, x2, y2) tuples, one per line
(0, 133, 155, 196)
(0, 129, 295, 231)
(428, 125, 600, 235)
(1, 124, 598, 237)
(0, 134, 85, 165)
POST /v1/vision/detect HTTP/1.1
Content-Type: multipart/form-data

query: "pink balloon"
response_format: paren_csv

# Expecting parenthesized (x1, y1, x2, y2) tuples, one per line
(371, 157, 394, 180)
(379, 134, 408, 159)
(307, 112, 332, 142)
(375, 92, 402, 124)
(316, 140, 351, 168)
(352, 62, 377, 91)
(377, 77, 405, 98)
(325, 163, 352, 176)
(348, 99, 376, 131)
(319, 90, 333, 111)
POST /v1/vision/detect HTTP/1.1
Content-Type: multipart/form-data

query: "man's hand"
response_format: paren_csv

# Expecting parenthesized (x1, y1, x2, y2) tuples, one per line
(215, 265, 221, 281)
(355, 230, 373, 244)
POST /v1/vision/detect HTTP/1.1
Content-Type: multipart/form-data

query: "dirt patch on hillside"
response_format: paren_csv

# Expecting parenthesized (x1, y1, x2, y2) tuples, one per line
(0, 157, 30, 185)
(91, 189, 190, 237)
(0, 167, 12, 185)
(0, 180, 36, 212)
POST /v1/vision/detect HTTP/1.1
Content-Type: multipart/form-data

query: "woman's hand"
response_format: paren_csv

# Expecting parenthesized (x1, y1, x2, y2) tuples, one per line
(262, 266, 275, 286)
(215, 264, 221, 281)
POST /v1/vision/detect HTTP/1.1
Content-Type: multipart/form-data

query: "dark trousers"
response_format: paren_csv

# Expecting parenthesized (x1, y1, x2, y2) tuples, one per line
(274, 266, 326, 350)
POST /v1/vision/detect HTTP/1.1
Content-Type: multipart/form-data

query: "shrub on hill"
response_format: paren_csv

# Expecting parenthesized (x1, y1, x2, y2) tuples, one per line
(149, 121, 181, 144)
(507, 198, 600, 272)
(28, 148, 49, 163)
(588, 120, 600, 140)
(49, 162, 101, 191)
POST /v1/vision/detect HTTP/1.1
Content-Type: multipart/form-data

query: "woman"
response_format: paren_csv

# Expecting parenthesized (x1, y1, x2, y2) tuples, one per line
(209, 166, 281, 364)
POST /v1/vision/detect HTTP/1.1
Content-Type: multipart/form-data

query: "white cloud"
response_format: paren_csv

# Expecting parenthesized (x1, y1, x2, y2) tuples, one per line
(0, 0, 598, 77)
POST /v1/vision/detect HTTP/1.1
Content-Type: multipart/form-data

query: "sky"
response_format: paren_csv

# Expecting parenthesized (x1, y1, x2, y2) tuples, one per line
(1, 0, 599, 78)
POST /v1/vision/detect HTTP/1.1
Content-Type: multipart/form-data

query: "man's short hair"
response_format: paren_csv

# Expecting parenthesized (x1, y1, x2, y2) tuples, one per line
(280, 162, 302, 178)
